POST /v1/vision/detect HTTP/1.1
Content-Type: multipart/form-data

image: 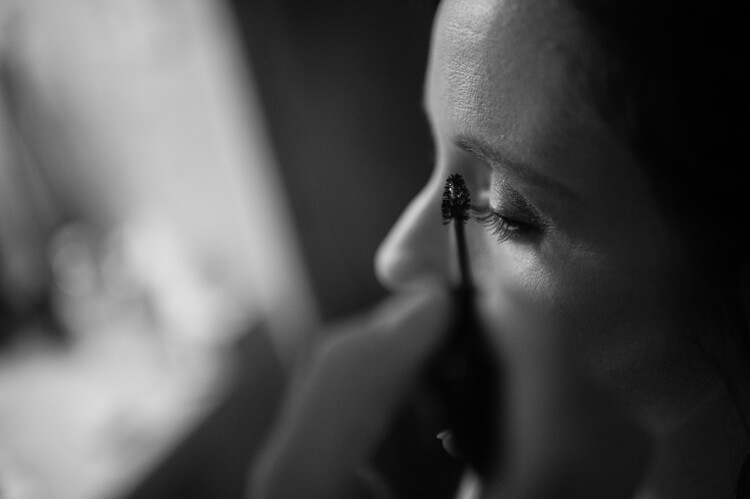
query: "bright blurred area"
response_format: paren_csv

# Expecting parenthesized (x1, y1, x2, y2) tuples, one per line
(0, 0, 434, 498)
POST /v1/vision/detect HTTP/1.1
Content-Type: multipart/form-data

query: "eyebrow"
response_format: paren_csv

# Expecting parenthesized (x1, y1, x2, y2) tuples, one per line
(454, 135, 581, 203)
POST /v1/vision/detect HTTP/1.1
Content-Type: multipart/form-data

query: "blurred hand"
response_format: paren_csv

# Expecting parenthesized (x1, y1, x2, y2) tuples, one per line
(247, 285, 652, 499)
(248, 285, 453, 499)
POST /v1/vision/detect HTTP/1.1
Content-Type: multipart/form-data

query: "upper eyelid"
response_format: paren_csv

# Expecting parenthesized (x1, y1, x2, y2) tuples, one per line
(453, 135, 583, 206)
(454, 144, 555, 231)
(445, 144, 545, 225)
(489, 178, 551, 229)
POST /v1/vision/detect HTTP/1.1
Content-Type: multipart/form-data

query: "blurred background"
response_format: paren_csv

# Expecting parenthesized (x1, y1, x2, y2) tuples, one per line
(232, 0, 435, 320)
(0, 0, 436, 498)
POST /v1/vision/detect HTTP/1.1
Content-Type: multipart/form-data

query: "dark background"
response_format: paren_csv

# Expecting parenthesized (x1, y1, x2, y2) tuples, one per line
(229, 0, 437, 321)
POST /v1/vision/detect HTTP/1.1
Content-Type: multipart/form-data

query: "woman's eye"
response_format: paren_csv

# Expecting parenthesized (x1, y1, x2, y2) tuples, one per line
(472, 177, 550, 243)
(474, 209, 531, 243)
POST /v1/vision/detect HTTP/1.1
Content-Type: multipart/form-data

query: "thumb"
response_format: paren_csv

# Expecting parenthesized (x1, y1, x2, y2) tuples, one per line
(249, 285, 453, 499)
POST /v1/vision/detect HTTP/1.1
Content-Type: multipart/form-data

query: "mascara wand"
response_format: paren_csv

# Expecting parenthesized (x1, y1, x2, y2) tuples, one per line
(432, 173, 498, 478)
(441, 174, 472, 292)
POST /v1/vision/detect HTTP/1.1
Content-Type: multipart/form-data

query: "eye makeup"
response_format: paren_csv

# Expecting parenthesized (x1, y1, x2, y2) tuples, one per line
(476, 210, 528, 243)
(474, 175, 551, 243)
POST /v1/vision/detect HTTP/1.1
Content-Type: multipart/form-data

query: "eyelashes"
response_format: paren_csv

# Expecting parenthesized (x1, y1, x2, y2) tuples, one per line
(473, 208, 530, 243)
(448, 168, 548, 244)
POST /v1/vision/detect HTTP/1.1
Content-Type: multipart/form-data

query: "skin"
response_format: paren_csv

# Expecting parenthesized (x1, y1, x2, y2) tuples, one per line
(251, 0, 750, 497)
(376, 0, 748, 496)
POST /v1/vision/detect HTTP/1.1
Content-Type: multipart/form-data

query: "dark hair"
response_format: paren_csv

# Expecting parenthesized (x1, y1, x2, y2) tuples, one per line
(569, 0, 750, 364)
(569, 0, 749, 262)
(566, 4, 750, 494)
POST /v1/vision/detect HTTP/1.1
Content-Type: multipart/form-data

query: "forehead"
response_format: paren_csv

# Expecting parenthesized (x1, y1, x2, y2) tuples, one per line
(425, 0, 648, 209)
(428, 0, 593, 159)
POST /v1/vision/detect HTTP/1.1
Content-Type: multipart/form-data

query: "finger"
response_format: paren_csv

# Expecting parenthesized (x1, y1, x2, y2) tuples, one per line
(250, 285, 453, 499)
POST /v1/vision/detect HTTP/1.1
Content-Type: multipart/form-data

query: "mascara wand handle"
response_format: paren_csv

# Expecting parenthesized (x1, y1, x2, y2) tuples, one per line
(455, 218, 471, 287)
(429, 287, 500, 478)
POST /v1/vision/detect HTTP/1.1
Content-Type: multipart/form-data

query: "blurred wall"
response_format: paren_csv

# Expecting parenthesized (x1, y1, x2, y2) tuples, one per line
(228, 0, 437, 320)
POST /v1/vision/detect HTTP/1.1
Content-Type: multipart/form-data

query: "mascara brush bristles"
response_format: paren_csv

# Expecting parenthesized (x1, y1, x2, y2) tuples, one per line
(442, 174, 473, 291)
(442, 173, 471, 225)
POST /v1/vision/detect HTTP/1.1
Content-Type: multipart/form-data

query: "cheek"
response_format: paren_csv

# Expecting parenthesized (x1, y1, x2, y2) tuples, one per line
(555, 252, 717, 425)
(469, 225, 561, 312)
(471, 229, 715, 421)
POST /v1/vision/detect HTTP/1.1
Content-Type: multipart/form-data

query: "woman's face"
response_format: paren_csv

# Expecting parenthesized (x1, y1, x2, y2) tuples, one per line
(376, 0, 716, 429)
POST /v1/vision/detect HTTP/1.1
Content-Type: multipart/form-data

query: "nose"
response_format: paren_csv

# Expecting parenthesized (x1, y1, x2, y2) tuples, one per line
(375, 171, 451, 291)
